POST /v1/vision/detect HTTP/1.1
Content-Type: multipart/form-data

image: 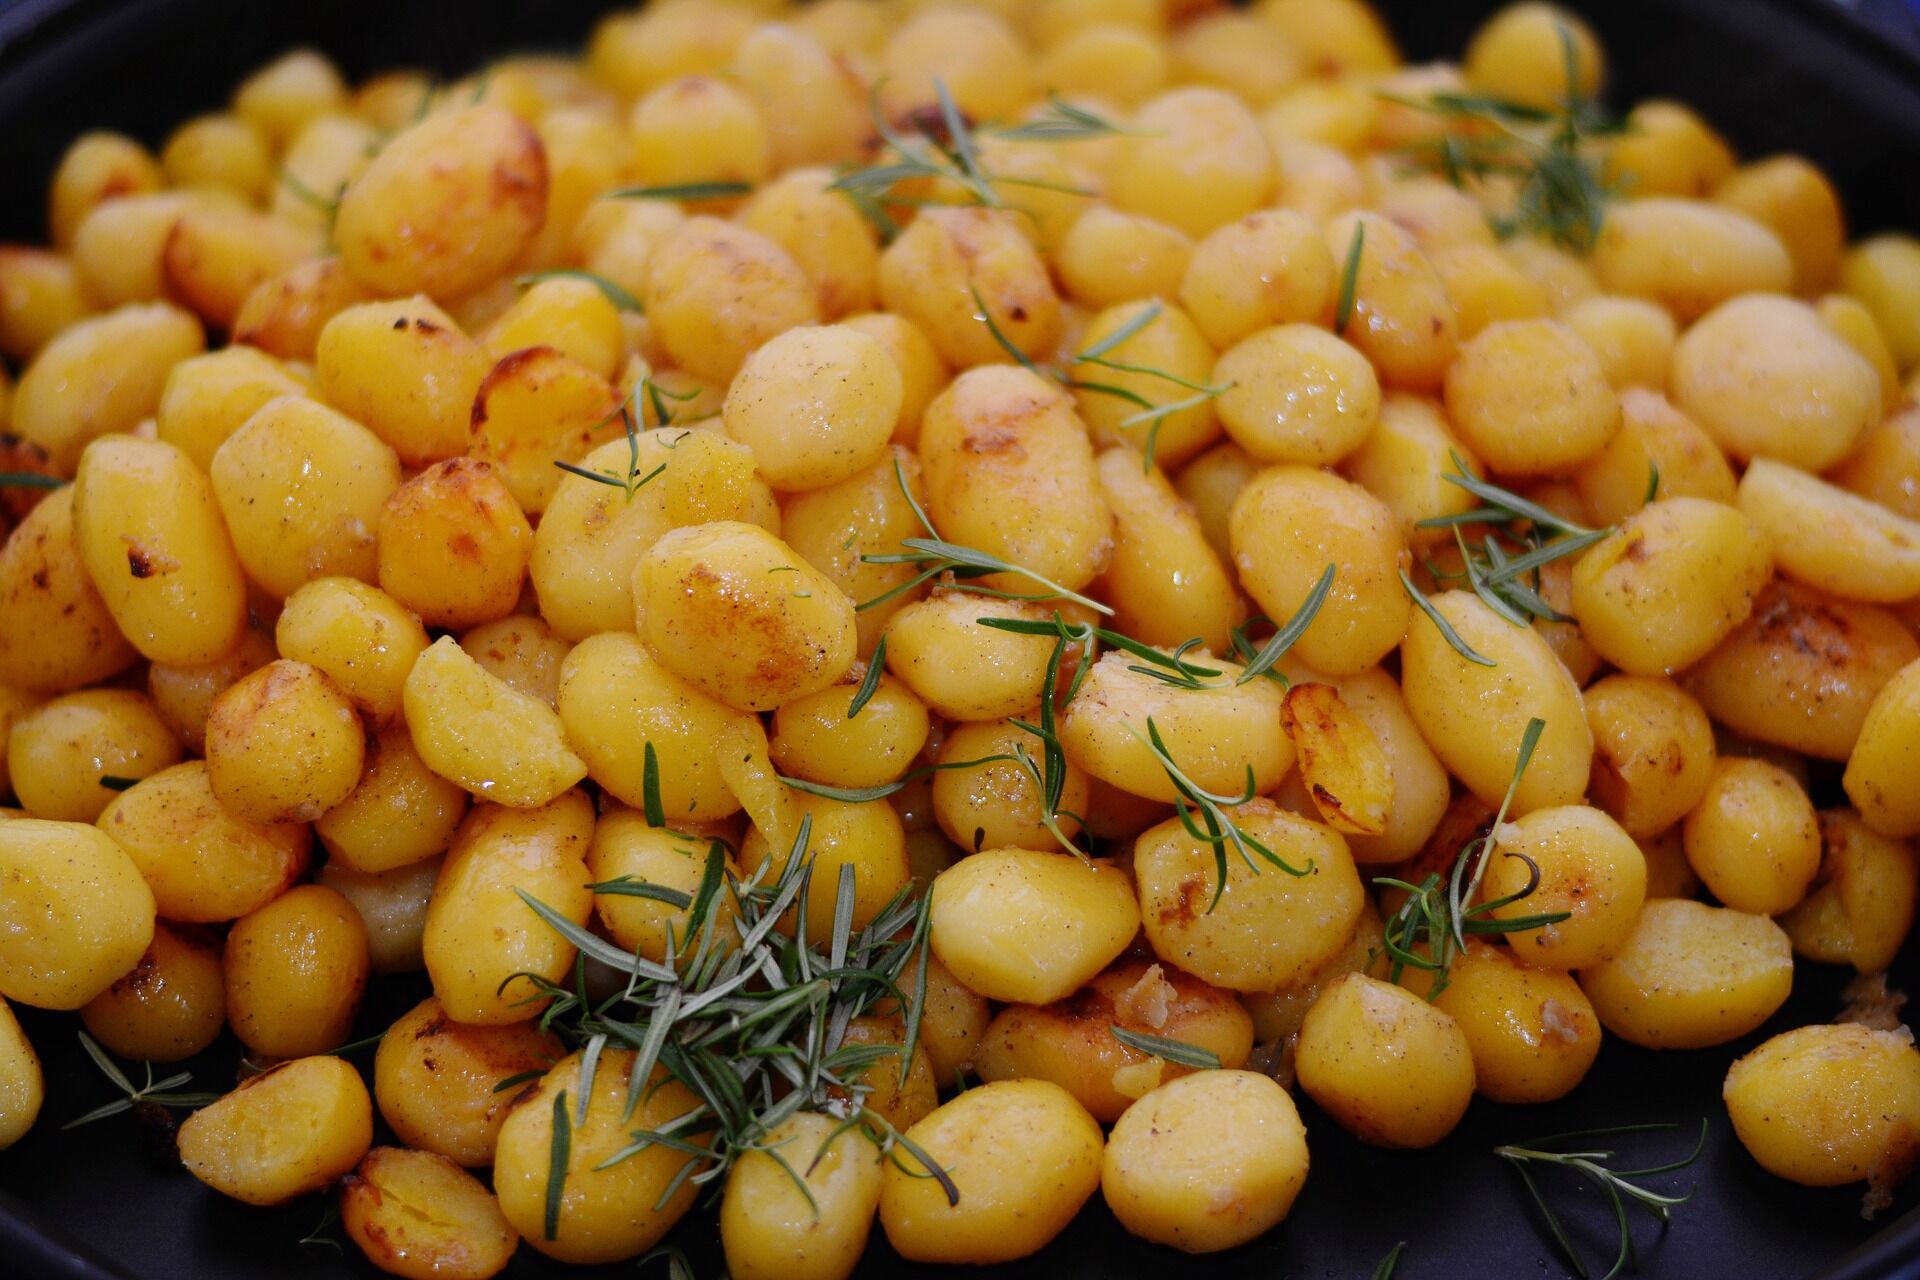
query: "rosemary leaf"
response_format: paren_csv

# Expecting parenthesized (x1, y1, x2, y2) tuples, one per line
(545, 1090, 571, 1240)
(0, 472, 61, 490)
(847, 641, 887, 719)
(642, 741, 666, 827)
(1109, 1026, 1222, 1071)
(513, 269, 643, 313)
(1401, 569, 1497, 667)
(1334, 220, 1366, 336)
(608, 181, 755, 201)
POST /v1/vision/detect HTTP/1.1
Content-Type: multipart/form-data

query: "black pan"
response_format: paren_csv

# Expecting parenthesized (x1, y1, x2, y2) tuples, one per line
(4, 1, 1920, 1276)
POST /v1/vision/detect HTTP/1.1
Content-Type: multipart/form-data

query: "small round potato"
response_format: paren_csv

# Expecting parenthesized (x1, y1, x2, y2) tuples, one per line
(929, 849, 1140, 1005)
(205, 659, 365, 824)
(1423, 940, 1601, 1104)
(318, 857, 440, 975)
(340, 1147, 519, 1280)
(1215, 324, 1380, 466)
(334, 105, 547, 299)
(722, 324, 902, 491)
(78, 921, 225, 1064)
(1591, 198, 1792, 323)
(1295, 973, 1475, 1149)
(1133, 800, 1363, 993)
(1102, 1071, 1308, 1253)
(374, 995, 563, 1168)
(378, 459, 533, 632)
(933, 719, 1089, 854)
(646, 217, 821, 383)
(635, 521, 856, 712)
(315, 725, 468, 874)
(1682, 757, 1822, 915)
(7, 688, 182, 823)
(1583, 675, 1717, 838)
(720, 1111, 883, 1280)
(0, 488, 140, 694)
(315, 297, 493, 468)
(224, 884, 369, 1059)
(178, 1056, 373, 1206)
(147, 627, 278, 753)
(404, 636, 588, 809)
(493, 1049, 704, 1264)
(0, 818, 155, 1010)
(1778, 813, 1920, 976)
(1581, 899, 1794, 1050)
(1108, 88, 1275, 238)
(0, 997, 43, 1150)
(875, 206, 1062, 370)
(1844, 659, 1920, 838)
(1483, 805, 1647, 970)
(879, 1079, 1104, 1266)
(1723, 1024, 1920, 1188)
(1443, 318, 1620, 476)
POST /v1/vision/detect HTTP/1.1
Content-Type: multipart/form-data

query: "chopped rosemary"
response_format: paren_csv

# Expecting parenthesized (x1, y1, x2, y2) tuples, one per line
(1644, 460, 1661, 506)
(607, 181, 756, 202)
(1334, 220, 1365, 337)
(1417, 451, 1611, 629)
(1374, 718, 1567, 998)
(1497, 1121, 1707, 1280)
(846, 642, 887, 719)
(857, 455, 1112, 615)
(514, 817, 958, 1216)
(63, 1031, 220, 1130)
(513, 269, 644, 313)
(1386, 25, 1623, 251)
(0, 472, 61, 490)
(1133, 716, 1311, 911)
(1108, 1026, 1221, 1071)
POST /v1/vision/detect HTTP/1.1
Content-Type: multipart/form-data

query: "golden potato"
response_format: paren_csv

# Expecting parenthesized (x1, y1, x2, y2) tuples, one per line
(723, 324, 901, 491)
(646, 216, 821, 383)
(71, 435, 248, 666)
(1738, 458, 1920, 605)
(1133, 800, 1362, 992)
(1580, 899, 1792, 1050)
(0, 246, 94, 362)
(1724, 1024, 1920, 1188)
(318, 856, 440, 975)
(97, 760, 308, 921)
(1321, 211, 1458, 391)
(1591, 197, 1792, 322)
(1102, 1070, 1308, 1253)
(929, 849, 1139, 1005)
(481, 277, 624, 381)
(720, 1111, 882, 1280)
(0, 486, 139, 693)
(205, 659, 364, 824)
(876, 206, 1061, 370)
(340, 1147, 519, 1280)
(1295, 973, 1474, 1149)
(1483, 804, 1647, 970)
(374, 995, 562, 1167)
(378, 459, 533, 631)
(1684, 580, 1920, 761)
(334, 105, 546, 299)
(933, 718, 1088, 854)
(155, 346, 315, 473)
(1281, 680, 1392, 836)
(0, 818, 155, 1009)
(233, 255, 374, 363)
(469, 347, 622, 517)
(225, 884, 369, 1059)
(974, 960, 1254, 1122)
(1583, 675, 1717, 838)
(1572, 386, 1737, 526)
(162, 203, 313, 331)
(422, 792, 594, 1024)
(1604, 101, 1734, 199)
(1844, 656, 1920, 837)
(0, 997, 42, 1149)
(1410, 940, 1601, 1103)
(316, 297, 493, 467)
(275, 577, 429, 728)
(7, 688, 181, 823)
(1778, 810, 1918, 974)
(1057, 204, 1194, 312)
(1443, 318, 1619, 476)
(47, 130, 164, 251)
(879, 1079, 1103, 1266)
(493, 1049, 703, 1264)
(178, 1056, 372, 1206)
(1109, 88, 1274, 237)
(771, 672, 930, 791)
(78, 921, 224, 1063)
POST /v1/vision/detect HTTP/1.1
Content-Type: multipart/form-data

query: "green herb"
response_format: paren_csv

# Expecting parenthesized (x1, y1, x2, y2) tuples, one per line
(0, 472, 61, 490)
(1375, 718, 1568, 998)
(638, 1245, 697, 1280)
(859, 456, 1112, 615)
(1386, 24, 1622, 251)
(1231, 565, 1336, 685)
(776, 754, 1018, 804)
(97, 775, 138, 791)
(1109, 1026, 1221, 1071)
(992, 94, 1135, 143)
(641, 742, 666, 827)
(277, 169, 344, 247)
(1497, 1121, 1707, 1280)
(1644, 461, 1661, 506)
(63, 1031, 221, 1129)
(1066, 300, 1233, 471)
(1400, 567, 1497, 668)
(550, 379, 687, 501)
(846, 643, 888, 720)
(325, 1031, 386, 1057)
(998, 617, 1097, 857)
(1372, 1242, 1407, 1280)
(545, 1089, 572, 1240)
(1417, 451, 1611, 630)
(513, 269, 644, 313)
(514, 818, 954, 1212)
(297, 1202, 344, 1255)
(492, 1068, 547, 1095)
(608, 181, 756, 202)
(977, 615, 1222, 690)
(1133, 716, 1311, 911)
(1334, 220, 1365, 336)
(588, 877, 695, 910)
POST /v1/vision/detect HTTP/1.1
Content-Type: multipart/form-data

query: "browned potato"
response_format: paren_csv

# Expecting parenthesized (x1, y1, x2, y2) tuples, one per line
(340, 1147, 519, 1280)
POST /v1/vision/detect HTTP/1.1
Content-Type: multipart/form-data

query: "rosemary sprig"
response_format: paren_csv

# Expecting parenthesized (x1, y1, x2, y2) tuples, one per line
(1133, 716, 1311, 911)
(976, 615, 1221, 690)
(1334, 221, 1365, 337)
(775, 754, 1018, 804)
(1374, 718, 1567, 998)
(857, 455, 1112, 615)
(1417, 450, 1610, 630)
(638, 1246, 696, 1280)
(992, 95, 1136, 143)
(550, 376, 691, 500)
(297, 1202, 344, 1255)
(1065, 300, 1234, 471)
(1401, 568, 1496, 668)
(513, 269, 644, 313)
(607, 181, 756, 202)
(0, 472, 61, 490)
(63, 1031, 220, 1129)
(1230, 565, 1336, 685)
(1386, 24, 1623, 251)
(516, 817, 958, 1232)
(1109, 1026, 1220, 1071)
(846, 643, 887, 719)
(1496, 1121, 1708, 1280)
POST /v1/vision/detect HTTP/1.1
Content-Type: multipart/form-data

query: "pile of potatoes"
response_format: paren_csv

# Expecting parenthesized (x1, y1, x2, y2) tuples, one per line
(4, 0, 1920, 1275)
